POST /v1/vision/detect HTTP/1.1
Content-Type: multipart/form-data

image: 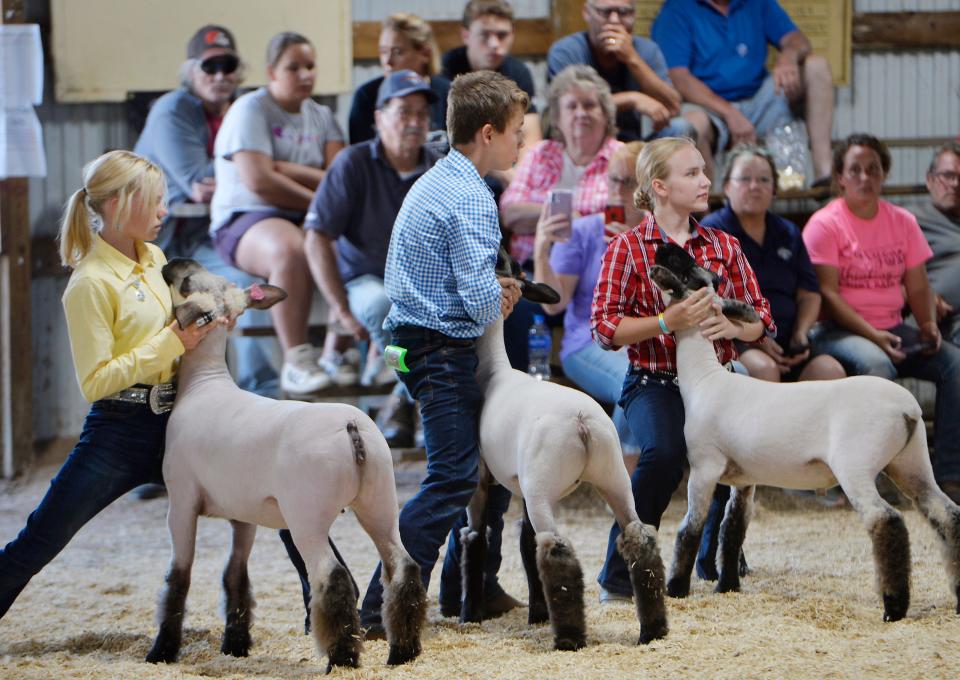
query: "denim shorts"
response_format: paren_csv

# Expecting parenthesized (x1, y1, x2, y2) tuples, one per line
(212, 210, 305, 268)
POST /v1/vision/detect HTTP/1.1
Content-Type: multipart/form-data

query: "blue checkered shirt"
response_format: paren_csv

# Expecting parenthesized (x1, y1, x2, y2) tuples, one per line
(384, 149, 502, 338)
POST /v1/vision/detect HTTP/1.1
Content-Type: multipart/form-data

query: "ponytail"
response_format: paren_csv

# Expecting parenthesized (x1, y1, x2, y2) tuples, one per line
(59, 188, 95, 268)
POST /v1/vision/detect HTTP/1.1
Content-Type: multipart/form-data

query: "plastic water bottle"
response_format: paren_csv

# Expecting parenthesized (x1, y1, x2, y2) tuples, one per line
(765, 121, 813, 191)
(527, 314, 552, 381)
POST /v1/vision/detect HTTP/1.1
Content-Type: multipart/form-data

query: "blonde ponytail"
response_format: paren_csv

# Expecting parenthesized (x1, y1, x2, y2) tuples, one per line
(57, 150, 165, 268)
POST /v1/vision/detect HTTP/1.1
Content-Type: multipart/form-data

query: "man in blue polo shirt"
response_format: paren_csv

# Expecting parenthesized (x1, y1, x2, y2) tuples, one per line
(547, 1, 690, 142)
(303, 70, 442, 445)
(652, 0, 834, 183)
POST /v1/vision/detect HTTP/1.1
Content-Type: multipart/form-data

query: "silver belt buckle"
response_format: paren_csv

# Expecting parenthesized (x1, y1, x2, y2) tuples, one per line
(148, 383, 175, 414)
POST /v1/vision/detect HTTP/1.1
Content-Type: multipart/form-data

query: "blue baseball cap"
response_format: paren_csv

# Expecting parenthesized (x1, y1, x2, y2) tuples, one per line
(376, 70, 438, 109)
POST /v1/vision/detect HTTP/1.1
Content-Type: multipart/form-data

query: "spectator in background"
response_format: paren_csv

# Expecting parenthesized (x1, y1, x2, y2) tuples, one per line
(652, 0, 833, 182)
(303, 70, 444, 446)
(134, 25, 278, 401)
(547, 1, 689, 143)
(913, 142, 960, 345)
(803, 134, 960, 504)
(349, 13, 451, 146)
(210, 31, 345, 396)
(442, 0, 543, 185)
(532, 141, 645, 464)
(702, 144, 845, 383)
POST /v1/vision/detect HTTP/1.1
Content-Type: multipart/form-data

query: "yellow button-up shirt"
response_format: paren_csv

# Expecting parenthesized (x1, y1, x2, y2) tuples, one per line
(62, 235, 185, 403)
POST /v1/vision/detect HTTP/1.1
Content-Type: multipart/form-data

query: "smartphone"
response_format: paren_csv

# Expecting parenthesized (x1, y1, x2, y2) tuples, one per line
(548, 189, 574, 239)
(603, 204, 626, 239)
(894, 325, 936, 355)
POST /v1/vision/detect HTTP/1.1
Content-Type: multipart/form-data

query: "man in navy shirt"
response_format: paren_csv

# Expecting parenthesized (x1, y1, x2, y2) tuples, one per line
(547, 1, 689, 142)
(652, 0, 834, 183)
(442, 0, 542, 188)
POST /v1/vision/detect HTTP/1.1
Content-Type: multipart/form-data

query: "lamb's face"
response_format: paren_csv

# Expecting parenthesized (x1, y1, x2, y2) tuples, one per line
(654, 243, 720, 292)
(161, 258, 288, 329)
(495, 246, 561, 305)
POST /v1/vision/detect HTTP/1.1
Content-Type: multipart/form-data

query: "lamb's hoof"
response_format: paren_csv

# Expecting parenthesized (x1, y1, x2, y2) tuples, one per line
(220, 625, 251, 657)
(528, 601, 549, 625)
(714, 576, 741, 594)
(553, 625, 586, 651)
(303, 611, 311, 635)
(386, 641, 421, 666)
(882, 592, 909, 622)
(145, 635, 179, 664)
(665, 577, 689, 599)
(326, 643, 361, 670)
(638, 617, 669, 645)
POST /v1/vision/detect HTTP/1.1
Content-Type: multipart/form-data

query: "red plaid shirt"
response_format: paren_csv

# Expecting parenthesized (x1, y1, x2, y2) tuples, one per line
(591, 214, 775, 373)
(500, 137, 621, 263)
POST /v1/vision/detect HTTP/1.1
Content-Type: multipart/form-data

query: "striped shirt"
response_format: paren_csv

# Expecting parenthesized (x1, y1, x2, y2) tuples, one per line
(591, 213, 775, 373)
(384, 149, 503, 338)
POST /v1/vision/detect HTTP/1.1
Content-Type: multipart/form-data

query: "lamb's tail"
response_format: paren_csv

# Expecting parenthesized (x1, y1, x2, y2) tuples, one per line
(347, 420, 367, 466)
(576, 412, 590, 448)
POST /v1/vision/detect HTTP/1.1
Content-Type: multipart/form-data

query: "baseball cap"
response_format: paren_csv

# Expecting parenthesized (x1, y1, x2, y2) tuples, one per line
(376, 70, 438, 109)
(187, 25, 238, 61)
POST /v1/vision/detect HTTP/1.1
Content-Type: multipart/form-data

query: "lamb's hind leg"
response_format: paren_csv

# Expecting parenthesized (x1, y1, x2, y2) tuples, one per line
(221, 520, 257, 657)
(884, 439, 960, 615)
(836, 470, 911, 621)
(146, 496, 198, 663)
(459, 466, 491, 624)
(667, 462, 723, 598)
(716, 485, 754, 594)
(520, 501, 549, 624)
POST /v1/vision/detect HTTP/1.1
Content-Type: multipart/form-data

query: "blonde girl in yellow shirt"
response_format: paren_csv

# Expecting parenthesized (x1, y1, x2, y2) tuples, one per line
(0, 150, 218, 620)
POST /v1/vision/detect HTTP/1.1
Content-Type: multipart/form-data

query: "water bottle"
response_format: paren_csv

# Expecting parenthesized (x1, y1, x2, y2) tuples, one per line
(527, 314, 552, 381)
(765, 121, 813, 191)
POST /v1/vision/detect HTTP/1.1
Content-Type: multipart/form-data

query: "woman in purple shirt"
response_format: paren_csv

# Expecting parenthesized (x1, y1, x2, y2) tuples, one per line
(532, 141, 644, 462)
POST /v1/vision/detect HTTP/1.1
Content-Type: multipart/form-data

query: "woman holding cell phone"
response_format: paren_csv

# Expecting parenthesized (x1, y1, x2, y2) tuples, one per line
(533, 141, 646, 464)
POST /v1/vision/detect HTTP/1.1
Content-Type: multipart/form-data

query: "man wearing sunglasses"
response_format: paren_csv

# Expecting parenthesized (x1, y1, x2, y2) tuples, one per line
(913, 142, 960, 346)
(547, 1, 688, 144)
(135, 25, 278, 408)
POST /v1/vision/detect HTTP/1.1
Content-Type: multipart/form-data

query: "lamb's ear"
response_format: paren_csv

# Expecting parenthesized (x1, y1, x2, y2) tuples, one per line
(519, 279, 561, 305)
(649, 264, 690, 301)
(244, 283, 287, 310)
(174, 301, 214, 330)
(721, 299, 760, 323)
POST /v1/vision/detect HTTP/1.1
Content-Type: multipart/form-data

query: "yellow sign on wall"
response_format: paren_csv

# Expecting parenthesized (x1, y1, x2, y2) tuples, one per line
(634, 0, 851, 86)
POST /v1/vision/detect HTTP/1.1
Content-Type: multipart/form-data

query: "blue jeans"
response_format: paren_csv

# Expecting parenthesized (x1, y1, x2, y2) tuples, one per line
(162, 219, 278, 398)
(0, 400, 169, 619)
(359, 326, 499, 626)
(344, 274, 392, 352)
(597, 369, 727, 595)
(562, 344, 639, 453)
(811, 322, 960, 483)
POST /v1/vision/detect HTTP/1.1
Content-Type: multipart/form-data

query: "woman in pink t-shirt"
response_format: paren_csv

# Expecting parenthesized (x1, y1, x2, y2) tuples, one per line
(803, 133, 960, 501)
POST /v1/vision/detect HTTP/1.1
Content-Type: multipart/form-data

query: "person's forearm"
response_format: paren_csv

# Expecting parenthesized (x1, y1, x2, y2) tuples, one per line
(244, 169, 315, 211)
(779, 31, 812, 62)
(820, 289, 880, 341)
(906, 281, 937, 327)
(611, 315, 663, 346)
(304, 232, 351, 317)
(500, 202, 541, 235)
(274, 160, 325, 191)
(793, 289, 821, 337)
(531, 251, 570, 316)
(737, 319, 765, 342)
(669, 68, 737, 118)
(624, 56, 681, 113)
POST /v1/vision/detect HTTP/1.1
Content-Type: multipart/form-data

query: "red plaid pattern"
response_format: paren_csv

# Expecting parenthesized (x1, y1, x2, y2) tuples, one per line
(500, 137, 621, 263)
(591, 214, 775, 373)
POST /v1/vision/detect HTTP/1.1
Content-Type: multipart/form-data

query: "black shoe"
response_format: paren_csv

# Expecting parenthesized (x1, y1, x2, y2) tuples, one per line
(438, 591, 525, 619)
(376, 394, 415, 448)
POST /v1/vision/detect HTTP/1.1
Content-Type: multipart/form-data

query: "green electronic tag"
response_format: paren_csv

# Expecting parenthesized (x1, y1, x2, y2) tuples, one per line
(383, 345, 409, 373)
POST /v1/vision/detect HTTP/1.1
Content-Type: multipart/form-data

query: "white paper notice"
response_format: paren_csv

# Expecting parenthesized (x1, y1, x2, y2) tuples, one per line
(0, 107, 47, 179)
(0, 24, 44, 107)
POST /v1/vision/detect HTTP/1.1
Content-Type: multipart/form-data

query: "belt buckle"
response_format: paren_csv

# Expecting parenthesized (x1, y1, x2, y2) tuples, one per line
(148, 384, 175, 415)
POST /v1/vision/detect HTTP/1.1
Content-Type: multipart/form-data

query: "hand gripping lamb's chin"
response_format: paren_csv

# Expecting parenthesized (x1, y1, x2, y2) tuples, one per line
(650, 243, 758, 323)
(161, 257, 287, 329)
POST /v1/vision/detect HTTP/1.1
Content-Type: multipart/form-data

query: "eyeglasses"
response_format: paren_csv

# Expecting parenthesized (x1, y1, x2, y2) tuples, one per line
(200, 54, 239, 75)
(730, 176, 773, 187)
(932, 170, 960, 185)
(589, 3, 636, 20)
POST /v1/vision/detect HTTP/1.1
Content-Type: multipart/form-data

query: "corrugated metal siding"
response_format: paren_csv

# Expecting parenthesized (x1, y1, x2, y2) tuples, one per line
(24, 0, 960, 439)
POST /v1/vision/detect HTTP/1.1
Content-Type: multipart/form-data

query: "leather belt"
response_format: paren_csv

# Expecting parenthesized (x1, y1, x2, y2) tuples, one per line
(105, 382, 176, 414)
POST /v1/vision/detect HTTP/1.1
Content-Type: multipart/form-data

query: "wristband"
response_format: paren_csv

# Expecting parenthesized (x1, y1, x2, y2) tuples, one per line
(657, 312, 672, 335)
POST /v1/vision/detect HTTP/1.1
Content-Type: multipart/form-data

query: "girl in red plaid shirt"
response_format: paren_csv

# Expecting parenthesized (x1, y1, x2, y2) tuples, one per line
(591, 137, 775, 599)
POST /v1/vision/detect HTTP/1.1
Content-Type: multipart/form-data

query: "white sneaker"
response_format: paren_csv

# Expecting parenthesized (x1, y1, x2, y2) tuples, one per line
(282, 344, 331, 395)
(318, 349, 360, 387)
(360, 353, 398, 387)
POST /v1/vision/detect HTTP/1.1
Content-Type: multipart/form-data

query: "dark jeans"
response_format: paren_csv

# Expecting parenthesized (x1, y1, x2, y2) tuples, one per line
(359, 326, 498, 626)
(0, 400, 168, 619)
(597, 369, 727, 595)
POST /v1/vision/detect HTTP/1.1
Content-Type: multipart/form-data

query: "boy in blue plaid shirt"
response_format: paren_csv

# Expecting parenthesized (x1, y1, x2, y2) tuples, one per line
(359, 71, 528, 638)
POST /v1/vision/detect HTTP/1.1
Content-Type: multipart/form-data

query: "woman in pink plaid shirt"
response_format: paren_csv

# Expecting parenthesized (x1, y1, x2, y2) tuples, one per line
(590, 136, 774, 601)
(501, 65, 621, 266)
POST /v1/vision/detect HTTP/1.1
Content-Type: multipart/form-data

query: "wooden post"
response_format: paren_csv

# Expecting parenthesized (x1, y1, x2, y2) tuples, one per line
(0, 0, 35, 478)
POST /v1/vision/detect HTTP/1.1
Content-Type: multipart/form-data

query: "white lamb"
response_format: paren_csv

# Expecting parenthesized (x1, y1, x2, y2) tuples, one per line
(651, 242, 960, 622)
(145, 258, 426, 672)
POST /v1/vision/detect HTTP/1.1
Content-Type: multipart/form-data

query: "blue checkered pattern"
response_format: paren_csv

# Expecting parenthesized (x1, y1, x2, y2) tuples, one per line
(384, 149, 502, 338)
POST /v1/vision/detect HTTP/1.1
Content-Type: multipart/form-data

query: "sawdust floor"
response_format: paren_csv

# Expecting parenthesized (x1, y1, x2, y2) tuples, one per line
(1, 459, 958, 679)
